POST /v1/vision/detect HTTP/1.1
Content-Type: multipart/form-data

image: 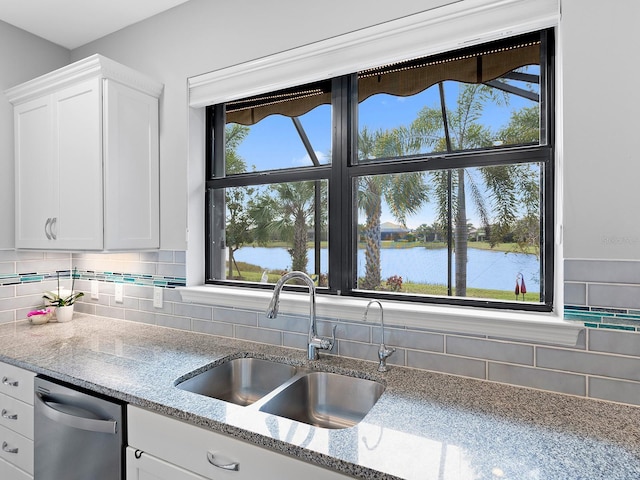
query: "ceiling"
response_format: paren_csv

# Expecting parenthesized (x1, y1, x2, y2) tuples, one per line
(0, 0, 191, 50)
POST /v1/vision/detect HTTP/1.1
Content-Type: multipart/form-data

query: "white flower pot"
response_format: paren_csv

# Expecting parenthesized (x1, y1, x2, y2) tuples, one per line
(55, 305, 74, 323)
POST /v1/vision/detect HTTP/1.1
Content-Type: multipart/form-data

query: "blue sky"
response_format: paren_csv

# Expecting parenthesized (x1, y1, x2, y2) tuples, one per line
(234, 78, 538, 228)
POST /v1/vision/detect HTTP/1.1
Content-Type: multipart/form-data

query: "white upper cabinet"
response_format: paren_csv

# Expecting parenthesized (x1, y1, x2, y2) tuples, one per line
(6, 55, 162, 251)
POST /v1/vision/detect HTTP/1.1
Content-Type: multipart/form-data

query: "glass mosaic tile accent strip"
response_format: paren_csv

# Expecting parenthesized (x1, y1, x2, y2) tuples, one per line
(76, 270, 186, 288)
(564, 305, 640, 331)
(0, 269, 186, 288)
(0, 271, 68, 286)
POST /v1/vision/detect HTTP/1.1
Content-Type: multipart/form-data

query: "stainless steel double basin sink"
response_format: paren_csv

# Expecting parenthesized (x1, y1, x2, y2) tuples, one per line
(175, 357, 385, 429)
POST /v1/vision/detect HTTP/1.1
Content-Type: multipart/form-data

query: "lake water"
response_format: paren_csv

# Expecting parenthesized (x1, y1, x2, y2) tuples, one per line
(234, 246, 539, 291)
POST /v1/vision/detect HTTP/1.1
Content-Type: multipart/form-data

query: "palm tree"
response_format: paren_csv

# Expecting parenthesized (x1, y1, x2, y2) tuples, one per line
(357, 127, 429, 290)
(412, 84, 539, 296)
(251, 181, 325, 274)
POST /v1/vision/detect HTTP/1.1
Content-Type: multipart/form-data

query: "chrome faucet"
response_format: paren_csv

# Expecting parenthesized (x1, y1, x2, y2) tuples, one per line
(363, 300, 396, 372)
(266, 271, 336, 360)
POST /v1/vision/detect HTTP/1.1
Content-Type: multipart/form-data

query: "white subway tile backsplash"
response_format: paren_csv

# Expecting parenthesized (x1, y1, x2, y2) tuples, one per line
(447, 336, 534, 365)
(588, 284, 640, 310)
(235, 325, 282, 346)
(156, 314, 191, 331)
(191, 319, 234, 338)
(213, 307, 256, 326)
(564, 282, 586, 306)
(407, 350, 486, 379)
(386, 327, 444, 353)
(0, 310, 14, 324)
(588, 329, 640, 357)
(282, 331, 308, 350)
(588, 377, 640, 406)
(3, 251, 640, 407)
(174, 302, 213, 321)
(537, 347, 640, 382)
(488, 362, 586, 396)
(565, 259, 640, 284)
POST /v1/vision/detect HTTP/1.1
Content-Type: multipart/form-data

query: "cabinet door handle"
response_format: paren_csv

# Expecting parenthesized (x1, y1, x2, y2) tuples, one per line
(1, 377, 18, 387)
(50, 217, 57, 240)
(44, 218, 52, 240)
(1, 409, 17, 420)
(2, 441, 18, 454)
(207, 452, 239, 471)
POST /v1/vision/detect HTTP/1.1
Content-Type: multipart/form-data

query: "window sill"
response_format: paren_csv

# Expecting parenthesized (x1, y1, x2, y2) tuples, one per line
(178, 285, 582, 347)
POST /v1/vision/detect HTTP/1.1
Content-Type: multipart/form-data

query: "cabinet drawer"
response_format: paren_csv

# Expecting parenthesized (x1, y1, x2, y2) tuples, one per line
(0, 425, 33, 475)
(0, 456, 32, 480)
(0, 393, 33, 439)
(0, 364, 34, 405)
(126, 447, 208, 480)
(128, 406, 349, 480)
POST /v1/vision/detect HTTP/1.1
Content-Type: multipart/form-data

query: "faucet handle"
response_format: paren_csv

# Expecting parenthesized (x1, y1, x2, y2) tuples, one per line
(313, 324, 337, 351)
(323, 324, 337, 351)
(377, 344, 395, 372)
(328, 324, 337, 349)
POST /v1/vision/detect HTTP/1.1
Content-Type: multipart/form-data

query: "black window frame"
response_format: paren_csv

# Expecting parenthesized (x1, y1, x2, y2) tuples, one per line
(205, 29, 555, 312)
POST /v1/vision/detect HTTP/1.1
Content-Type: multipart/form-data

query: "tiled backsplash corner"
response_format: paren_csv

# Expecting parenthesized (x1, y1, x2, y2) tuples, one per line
(564, 259, 640, 332)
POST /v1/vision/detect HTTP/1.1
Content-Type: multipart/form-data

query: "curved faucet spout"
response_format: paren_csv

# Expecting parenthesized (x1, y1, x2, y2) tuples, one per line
(266, 271, 335, 360)
(364, 300, 396, 372)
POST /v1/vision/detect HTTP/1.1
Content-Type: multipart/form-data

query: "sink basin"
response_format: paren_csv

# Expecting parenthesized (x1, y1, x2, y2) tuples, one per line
(259, 372, 385, 429)
(176, 358, 297, 406)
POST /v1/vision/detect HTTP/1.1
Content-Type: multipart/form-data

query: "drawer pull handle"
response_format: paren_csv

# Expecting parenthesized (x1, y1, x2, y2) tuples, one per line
(1, 377, 18, 387)
(207, 451, 239, 471)
(1, 409, 17, 420)
(2, 441, 18, 454)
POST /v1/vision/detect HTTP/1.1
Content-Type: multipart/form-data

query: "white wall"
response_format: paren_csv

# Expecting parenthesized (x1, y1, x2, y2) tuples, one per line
(561, 0, 640, 260)
(0, 21, 69, 249)
(70, 0, 459, 251)
(9, 0, 637, 265)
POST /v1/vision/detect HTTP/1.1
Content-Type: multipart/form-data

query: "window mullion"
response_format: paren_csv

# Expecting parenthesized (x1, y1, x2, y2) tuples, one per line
(328, 75, 354, 295)
(207, 105, 226, 281)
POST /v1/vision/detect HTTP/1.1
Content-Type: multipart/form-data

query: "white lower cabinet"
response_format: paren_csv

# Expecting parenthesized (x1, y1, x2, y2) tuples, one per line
(0, 457, 32, 480)
(127, 406, 350, 480)
(126, 447, 208, 480)
(0, 362, 35, 480)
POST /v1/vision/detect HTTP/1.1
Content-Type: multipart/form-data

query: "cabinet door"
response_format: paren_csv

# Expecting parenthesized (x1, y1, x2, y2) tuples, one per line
(53, 78, 104, 250)
(126, 447, 207, 480)
(0, 456, 31, 480)
(103, 79, 159, 250)
(14, 96, 56, 249)
(128, 406, 351, 480)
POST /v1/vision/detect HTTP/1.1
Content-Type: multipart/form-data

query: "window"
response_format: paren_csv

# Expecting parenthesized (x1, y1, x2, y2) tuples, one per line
(206, 30, 553, 311)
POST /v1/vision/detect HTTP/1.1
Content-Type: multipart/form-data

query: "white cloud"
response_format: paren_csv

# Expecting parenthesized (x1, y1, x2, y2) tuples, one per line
(292, 151, 329, 166)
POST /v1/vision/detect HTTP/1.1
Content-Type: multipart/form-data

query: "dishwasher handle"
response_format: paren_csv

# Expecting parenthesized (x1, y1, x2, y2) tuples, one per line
(35, 393, 118, 435)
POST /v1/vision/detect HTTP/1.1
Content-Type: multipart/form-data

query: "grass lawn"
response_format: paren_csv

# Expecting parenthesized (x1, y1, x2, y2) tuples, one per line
(248, 240, 537, 255)
(228, 262, 538, 302)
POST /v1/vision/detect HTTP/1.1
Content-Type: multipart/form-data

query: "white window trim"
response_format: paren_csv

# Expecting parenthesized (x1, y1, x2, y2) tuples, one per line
(184, 0, 579, 346)
(189, 0, 560, 107)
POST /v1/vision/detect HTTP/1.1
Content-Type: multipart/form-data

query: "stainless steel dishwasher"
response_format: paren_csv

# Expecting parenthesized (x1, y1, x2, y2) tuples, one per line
(34, 376, 124, 480)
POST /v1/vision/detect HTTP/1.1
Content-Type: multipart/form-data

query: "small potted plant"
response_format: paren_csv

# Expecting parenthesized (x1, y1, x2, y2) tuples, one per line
(43, 269, 84, 323)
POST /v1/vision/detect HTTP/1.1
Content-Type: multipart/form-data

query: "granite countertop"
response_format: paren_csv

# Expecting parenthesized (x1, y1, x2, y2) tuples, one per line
(1, 315, 640, 479)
